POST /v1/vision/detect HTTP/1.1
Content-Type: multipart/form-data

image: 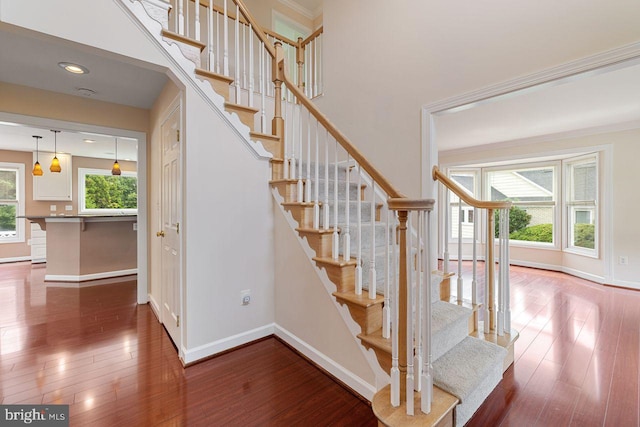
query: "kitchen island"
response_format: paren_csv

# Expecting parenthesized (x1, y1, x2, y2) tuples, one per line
(21, 215, 137, 284)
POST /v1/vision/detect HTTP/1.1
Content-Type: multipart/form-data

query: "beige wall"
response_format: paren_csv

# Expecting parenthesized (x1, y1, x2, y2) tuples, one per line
(221, 0, 316, 32)
(317, 0, 640, 199)
(0, 149, 137, 261)
(439, 129, 640, 288)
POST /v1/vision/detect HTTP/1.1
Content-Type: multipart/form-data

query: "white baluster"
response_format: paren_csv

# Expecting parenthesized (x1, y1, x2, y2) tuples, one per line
(194, 0, 200, 41)
(406, 212, 414, 416)
(390, 211, 400, 407)
(369, 183, 377, 300)
(343, 157, 351, 261)
(207, 2, 213, 71)
(259, 41, 265, 132)
(289, 102, 296, 180)
(498, 208, 506, 336)
(248, 25, 254, 108)
(297, 105, 304, 202)
(484, 211, 491, 334)
(313, 118, 320, 229)
(223, 0, 229, 76)
(318, 34, 323, 94)
(313, 39, 318, 97)
(332, 137, 339, 260)
(234, 5, 241, 102)
(323, 129, 330, 231)
(215, 11, 220, 73)
(421, 210, 433, 414)
(414, 209, 422, 392)
(178, 0, 185, 35)
(472, 207, 478, 331)
(305, 111, 312, 204)
(457, 202, 463, 302)
(355, 165, 362, 295)
(383, 202, 391, 339)
(444, 189, 450, 274)
(505, 212, 511, 333)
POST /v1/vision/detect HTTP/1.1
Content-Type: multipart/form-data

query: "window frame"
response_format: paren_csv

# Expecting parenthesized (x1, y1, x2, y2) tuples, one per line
(78, 168, 138, 215)
(0, 163, 25, 244)
(563, 153, 599, 258)
(447, 169, 480, 242)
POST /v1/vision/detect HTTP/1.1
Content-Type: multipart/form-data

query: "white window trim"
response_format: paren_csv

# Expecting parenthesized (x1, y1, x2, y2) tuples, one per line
(78, 168, 138, 215)
(0, 162, 25, 244)
(563, 153, 599, 258)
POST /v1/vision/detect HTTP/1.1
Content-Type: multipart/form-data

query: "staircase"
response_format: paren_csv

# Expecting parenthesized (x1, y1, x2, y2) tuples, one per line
(122, 1, 518, 425)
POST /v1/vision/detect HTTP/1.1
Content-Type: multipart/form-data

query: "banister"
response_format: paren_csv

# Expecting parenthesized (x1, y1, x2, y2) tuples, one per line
(432, 166, 511, 210)
(301, 26, 323, 47)
(279, 61, 405, 200)
(388, 198, 435, 211)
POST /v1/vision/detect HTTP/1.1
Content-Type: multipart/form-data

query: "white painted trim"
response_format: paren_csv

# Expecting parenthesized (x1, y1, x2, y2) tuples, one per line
(608, 279, 640, 290)
(0, 256, 31, 264)
(45, 273, 137, 288)
(276, 0, 318, 20)
(45, 269, 138, 283)
(148, 293, 161, 320)
(275, 324, 377, 401)
(182, 324, 275, 364)
(510, 258, 604, 284)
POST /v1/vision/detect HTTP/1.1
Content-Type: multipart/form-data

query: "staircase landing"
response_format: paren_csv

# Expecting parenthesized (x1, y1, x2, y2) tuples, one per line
(373, 385, 458, 427)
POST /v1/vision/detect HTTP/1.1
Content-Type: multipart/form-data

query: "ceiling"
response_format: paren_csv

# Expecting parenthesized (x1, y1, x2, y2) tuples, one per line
(0, 25, 169, 161)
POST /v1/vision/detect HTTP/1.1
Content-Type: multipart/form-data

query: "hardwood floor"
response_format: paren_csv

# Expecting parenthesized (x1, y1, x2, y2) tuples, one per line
(0, 262, 377, 426)
(462, 262, 640, 427)
(2, 261, 639, 426)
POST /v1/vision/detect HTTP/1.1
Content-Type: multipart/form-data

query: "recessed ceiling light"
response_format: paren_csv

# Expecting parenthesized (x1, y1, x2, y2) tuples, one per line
(83, 139, 96, 144)
(58, 62, 89, 74)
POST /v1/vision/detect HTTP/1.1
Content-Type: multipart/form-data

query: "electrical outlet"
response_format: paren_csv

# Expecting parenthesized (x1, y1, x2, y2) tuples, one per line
(50, 205, 57, 212)
(620, 256, 629, 265)
(65, 205, 73, 211)
(240, 289, 251, 306)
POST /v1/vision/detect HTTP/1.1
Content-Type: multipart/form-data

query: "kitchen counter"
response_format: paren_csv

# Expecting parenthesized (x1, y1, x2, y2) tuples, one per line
(21, 215, 138, 284)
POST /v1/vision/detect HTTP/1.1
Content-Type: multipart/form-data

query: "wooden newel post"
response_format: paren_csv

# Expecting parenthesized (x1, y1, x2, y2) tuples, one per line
(397, 210, 409, 402)
(296, 37, 304, 91)
(272, 42, 285, 150)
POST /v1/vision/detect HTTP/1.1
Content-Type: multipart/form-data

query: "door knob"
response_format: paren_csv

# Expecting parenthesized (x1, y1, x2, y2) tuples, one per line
(156, 231, 165, 237)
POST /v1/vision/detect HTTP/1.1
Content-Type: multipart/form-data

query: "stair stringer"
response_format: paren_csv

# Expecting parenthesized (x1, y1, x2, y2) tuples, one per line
(271, 187, 391, 399)
(117, 0, 273, 159)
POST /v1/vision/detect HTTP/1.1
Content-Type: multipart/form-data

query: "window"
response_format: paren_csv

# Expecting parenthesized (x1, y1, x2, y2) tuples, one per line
(449, 171, 477, 240)
(565, 155, 597, 254)
(0, 163, 25, 243)
(78, 168, 138, 214)
(486, 164, 556, 245)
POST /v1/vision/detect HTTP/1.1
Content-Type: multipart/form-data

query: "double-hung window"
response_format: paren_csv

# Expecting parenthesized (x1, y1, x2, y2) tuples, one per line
(0, 163, 25, 243)
(565, 155, 598, 255)
(449, 171, 478, 240)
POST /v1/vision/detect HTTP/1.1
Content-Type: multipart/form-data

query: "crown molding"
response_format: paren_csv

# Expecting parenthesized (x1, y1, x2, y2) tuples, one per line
(277, 0, 320, 20)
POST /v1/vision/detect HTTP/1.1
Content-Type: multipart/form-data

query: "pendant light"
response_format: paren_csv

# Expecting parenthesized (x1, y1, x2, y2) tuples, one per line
(111, 137, 121, 176)
(50, 130, 62, 173)
(32, 135, 44, 176)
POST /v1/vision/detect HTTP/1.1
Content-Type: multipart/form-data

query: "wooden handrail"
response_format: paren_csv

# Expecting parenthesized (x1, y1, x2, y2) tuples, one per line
(279, 61, 405, 199)
(433, 166, 511, 210)
(301, 26, 323, 47)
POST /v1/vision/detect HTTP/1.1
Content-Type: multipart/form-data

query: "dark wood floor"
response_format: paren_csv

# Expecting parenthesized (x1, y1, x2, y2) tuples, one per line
(1, 261, 639, 426)
(0, 262, 377, 426)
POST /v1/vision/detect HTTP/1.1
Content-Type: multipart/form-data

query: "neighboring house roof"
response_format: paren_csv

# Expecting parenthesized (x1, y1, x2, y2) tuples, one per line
(490, 170, 553, 202)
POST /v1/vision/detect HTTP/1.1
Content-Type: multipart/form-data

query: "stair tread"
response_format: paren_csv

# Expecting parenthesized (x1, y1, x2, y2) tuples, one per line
(296, 227, 334, 235)
(161, 29, 206, 50)
(433, 336, 506, 399)
(447, 296, 482, 311)
(333, 291, 384, 307)
(224, 102, 259, 113)
(357, 328, 390, 354)
(194, 68, 234, 83)
(270, 179, 298, 184)
(282, 202, 316, 208)
(250, 131, 280, 141)
(312, 256, 357, 267)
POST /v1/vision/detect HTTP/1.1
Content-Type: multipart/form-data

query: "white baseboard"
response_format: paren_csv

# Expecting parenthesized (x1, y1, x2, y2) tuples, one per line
(607, 279, 640, 290)
(45, 268, 138, 284)
(45, 273, 137, 288)
(274, 324, 377, 401)
(510, 259, 604, 284)
(0, 256, 32, 264)
(182, 324, 275, 365)
(148, 294, 161, 320)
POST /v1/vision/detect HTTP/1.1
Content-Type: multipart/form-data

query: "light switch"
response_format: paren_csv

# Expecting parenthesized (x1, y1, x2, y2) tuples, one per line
(65, 205, 73, 211)
(50, 205, 57, 212)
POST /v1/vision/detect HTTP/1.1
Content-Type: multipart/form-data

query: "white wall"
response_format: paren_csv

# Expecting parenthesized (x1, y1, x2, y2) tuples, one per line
(316, 0, 640, 199)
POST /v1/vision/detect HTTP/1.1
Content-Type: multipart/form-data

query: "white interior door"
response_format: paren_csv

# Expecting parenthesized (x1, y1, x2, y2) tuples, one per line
(160, 105, 182, 348)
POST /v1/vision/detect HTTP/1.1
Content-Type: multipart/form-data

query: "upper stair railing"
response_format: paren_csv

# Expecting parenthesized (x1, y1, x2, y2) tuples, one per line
(433, 166, 512, 335)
